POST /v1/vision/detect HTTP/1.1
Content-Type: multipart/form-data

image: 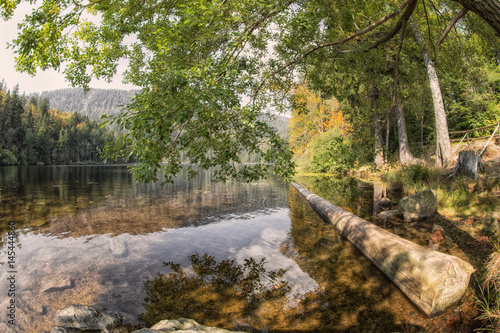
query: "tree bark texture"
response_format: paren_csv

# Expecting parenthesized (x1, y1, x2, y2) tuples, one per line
(372, 86, 384, 167)
(412, 23, 452, 166)
(374, 110, 385, 167)
(291, 182, 474, 317)
(446, 150, 483, 178)
(453, 0, 500, 36)
(396, 100, 419, 165)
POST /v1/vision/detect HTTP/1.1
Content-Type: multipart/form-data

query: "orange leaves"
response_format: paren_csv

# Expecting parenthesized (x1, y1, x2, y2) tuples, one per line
(289, 84, 347, 156)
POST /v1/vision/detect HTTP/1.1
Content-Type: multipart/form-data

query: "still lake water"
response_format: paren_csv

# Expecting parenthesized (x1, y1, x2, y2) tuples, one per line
(0, 166, 460, 332)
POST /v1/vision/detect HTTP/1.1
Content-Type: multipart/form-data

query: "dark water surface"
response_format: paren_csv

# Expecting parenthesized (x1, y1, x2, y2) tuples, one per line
(0, 166, 467, 332)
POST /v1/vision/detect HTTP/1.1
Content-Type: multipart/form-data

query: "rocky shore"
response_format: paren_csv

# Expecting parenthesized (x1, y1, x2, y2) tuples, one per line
(41, 305, 248, 333)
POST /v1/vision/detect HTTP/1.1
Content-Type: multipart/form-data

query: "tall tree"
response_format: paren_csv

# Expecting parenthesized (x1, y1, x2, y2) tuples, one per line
(3, 0, 500, 179)
(396, 99, 420, 165)
(411, 23, 451, 166)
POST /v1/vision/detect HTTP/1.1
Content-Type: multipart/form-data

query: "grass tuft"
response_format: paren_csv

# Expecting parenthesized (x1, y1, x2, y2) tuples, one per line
(476, 252, 500, 331)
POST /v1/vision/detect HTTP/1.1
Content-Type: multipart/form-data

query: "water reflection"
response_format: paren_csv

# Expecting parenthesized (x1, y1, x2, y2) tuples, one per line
(0, 166, 288, 238)
(141, 253, 291, 329)
(0, 167, 462, 332)
(0, 166, 296, 332)
(294, 174, 435, 247)
(139, 188, 436, 332)
(292, 174, 373, 218)
(373, 182, 387, 217)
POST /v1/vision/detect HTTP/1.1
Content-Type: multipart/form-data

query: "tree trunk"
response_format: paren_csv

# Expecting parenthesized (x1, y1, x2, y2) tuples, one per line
(386, 107, 390, 154)
(412, 23, 452, 166)
(453, 0, 500, 36)
(292, 182, 474, 317)
(396, 99, 420, 165)
(374, 110, 385, 167)
(445, 150, 484, 179)
(372, 86, 385, 167)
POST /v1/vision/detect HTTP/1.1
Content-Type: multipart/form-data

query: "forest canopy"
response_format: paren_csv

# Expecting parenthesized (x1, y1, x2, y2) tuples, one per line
(0, 82, 123, 166)
(2, 0, 500, 181)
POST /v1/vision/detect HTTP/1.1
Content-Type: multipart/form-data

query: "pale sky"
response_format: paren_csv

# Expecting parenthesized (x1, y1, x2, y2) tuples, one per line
(0, 4, 137, 94)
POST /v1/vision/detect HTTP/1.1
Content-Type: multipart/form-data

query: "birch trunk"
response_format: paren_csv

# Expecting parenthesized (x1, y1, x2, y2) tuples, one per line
(412, 23, 452, 166)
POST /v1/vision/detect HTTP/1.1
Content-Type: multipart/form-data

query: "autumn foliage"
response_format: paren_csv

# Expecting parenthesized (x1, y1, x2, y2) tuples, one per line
(288, 84, 347, 157)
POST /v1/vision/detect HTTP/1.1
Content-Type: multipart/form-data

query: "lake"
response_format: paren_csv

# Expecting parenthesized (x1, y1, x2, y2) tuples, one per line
(0, 166, 467, 332)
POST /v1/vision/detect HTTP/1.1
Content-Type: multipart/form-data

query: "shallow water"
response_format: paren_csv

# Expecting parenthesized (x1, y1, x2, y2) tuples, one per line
(0, 166, 471, 332)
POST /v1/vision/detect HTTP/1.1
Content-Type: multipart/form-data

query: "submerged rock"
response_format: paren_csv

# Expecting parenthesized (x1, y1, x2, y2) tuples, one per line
(53, 305, 121, 332)
(0, 323, 16, 333)
(377, 209, 403, 220)
(42, 277, 74, 293)
(376, 197, 398, 210)
(398, 189, 437, 222)
(45, 306, 247, 333)
(132, 318, 249, 332)
(109, 238, 129, 258)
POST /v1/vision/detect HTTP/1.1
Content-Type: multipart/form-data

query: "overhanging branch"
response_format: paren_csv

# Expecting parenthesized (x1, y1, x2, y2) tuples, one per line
(252, 0, 415, 98)
(365, 0, 418, 52)
(436, 7, 468, 46)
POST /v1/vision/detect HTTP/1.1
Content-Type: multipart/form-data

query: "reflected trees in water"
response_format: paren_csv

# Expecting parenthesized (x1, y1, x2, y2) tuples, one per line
(141, 253, 290, 329)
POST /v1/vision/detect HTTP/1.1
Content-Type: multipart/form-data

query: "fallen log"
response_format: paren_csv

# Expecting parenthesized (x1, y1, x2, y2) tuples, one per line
(291, 182, 474, 317)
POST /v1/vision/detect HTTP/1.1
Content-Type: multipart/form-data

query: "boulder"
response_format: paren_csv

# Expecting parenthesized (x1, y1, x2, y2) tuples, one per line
(54, 305, 121, 332)
(376, 197, 398, 210)
(482, 212, 500, 237)
(132, 318, 249, 332)
(377, 209, 403, 220)
(399, 189, 437, 222)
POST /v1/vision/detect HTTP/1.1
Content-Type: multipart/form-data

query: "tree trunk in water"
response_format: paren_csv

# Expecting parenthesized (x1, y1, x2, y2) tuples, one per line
(412, 23, 452, 166)
(291, 182, 474, 317)
(453, 0, 500, 36)
(396, 99, 419, 165)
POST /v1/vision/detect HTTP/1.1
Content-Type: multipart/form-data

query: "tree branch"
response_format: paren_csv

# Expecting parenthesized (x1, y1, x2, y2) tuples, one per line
(252, 0, 414, 98)
(365, 0, 418, 52)
(436, 7, 468, 46)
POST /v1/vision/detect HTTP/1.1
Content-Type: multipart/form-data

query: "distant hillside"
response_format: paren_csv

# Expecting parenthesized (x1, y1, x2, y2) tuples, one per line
(38, 88, 137, 122)
(36, 88, 289, 135)
(268, 114, 289, 138)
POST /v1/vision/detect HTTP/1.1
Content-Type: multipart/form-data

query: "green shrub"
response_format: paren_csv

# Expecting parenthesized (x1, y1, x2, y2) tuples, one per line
(399, 163, 431, 184)
(0, 148, 18, 165)
(308, 129, 356, 175)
